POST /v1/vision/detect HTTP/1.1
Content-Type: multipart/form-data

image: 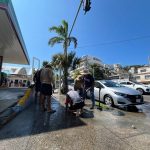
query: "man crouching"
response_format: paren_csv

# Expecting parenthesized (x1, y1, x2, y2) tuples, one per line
(65, 89, 85, 116)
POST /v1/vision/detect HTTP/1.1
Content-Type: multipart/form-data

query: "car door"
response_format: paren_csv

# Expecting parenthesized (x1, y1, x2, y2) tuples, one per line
(94, 82, 100, 100)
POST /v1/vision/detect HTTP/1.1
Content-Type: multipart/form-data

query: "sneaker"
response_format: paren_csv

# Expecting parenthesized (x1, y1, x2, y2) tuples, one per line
(41, 108, 46, 112)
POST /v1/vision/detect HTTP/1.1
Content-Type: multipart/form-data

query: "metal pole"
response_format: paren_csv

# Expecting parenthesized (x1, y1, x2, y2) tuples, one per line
(97, 87, 102, 111)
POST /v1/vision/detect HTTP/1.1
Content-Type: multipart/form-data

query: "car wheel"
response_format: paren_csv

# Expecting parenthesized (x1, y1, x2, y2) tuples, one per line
(104, 95, 114, 107)
(136, 88, 144, 95)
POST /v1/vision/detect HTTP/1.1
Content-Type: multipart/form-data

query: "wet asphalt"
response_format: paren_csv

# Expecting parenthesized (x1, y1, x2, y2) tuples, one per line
(0, 88, 27, 113)
(0, 93, 150, 150)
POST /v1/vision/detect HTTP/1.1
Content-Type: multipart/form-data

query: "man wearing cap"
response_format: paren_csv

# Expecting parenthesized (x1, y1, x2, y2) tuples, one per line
(81, 69, 95, 109)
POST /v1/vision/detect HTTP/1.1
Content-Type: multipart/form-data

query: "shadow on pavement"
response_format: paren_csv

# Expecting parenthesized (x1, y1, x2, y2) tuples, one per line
(0, 97, 87, 140)
(80, 109, 94, 118)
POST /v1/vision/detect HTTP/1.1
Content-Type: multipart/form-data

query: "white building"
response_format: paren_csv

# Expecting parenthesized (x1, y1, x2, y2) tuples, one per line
(133, 66, 150, 83)
(70, 55, 104, 77)
(78, 55, 103, 71)
(113, 64, 122, 73)
(2, 65, 32, 87)
(129, 67, 137, 74)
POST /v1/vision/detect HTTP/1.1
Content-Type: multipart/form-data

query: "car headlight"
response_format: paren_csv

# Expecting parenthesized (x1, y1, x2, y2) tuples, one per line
(114, 92, 128, 98)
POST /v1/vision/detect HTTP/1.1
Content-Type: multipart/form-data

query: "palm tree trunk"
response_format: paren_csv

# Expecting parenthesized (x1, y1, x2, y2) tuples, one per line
(63, 44, 68, 93)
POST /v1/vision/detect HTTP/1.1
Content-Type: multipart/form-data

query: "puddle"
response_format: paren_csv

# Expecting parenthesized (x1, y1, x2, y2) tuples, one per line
(112, 110, 125, 116)
(0, 108, 14, 118)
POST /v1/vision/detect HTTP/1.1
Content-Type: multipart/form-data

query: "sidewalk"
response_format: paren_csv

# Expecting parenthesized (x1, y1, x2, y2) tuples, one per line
(0, 92, 149, 150)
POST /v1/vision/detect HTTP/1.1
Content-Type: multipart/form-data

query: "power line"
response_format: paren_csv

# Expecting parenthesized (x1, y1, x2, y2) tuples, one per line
(69, 34, 150, 50)
(69, 0, 84, 37)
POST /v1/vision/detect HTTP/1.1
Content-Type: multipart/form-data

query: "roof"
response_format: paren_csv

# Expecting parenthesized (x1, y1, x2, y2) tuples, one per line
(0, 0, 29, 64)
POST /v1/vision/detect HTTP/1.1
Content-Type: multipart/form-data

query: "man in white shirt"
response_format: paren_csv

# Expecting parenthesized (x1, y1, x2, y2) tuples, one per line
(66, 90, 84, 112)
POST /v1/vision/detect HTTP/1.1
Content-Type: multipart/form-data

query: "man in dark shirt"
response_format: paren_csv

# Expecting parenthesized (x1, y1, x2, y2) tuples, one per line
(81, 69, 95, 109)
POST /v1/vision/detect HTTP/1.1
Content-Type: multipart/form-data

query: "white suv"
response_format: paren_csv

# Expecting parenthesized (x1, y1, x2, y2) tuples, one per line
(119, 81, 150, 95)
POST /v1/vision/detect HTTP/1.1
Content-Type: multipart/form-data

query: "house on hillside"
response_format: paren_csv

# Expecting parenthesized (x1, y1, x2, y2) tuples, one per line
(132, 66, 150, 84)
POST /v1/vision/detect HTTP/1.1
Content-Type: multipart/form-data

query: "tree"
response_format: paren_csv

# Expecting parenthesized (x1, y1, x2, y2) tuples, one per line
(51, 51, 79, 75)
(103, 68, 112, 79)
(90, 64, 105, 80)
(51, 51, 79, 93)
(48, 20, 77, 93)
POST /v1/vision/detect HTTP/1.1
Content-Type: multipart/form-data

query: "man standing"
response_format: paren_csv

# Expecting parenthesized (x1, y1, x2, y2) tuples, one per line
(40, 64, 55, 113)
(33, 69, 41, 100)
(81, 69, 95, 109)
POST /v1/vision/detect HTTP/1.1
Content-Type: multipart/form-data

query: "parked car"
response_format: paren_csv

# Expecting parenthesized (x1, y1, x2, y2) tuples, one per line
(88, 80, 144, 107)
(119, 81, 150, 95)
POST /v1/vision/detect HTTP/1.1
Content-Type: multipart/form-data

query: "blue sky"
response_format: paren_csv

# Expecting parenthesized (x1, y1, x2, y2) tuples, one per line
(11, 0, 150, 67)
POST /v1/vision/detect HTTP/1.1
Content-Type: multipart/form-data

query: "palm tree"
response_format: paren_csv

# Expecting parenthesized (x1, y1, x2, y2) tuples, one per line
(48, 20, 77, 93)
(51, 51, 77, 73)
(51, 51, 79, 93)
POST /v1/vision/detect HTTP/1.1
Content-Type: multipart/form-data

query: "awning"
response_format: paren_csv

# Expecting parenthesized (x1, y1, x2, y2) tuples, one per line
(0, 0, 29, 64)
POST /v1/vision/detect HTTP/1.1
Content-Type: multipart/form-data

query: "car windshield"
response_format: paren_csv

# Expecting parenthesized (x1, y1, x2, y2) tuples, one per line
(101, 80, 123, 87)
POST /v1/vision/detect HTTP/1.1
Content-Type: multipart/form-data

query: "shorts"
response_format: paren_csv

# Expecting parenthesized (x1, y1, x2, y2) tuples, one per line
(41, 83, 52, 96)
(70, 101, 85, 110)
(35, 82, 41, 92)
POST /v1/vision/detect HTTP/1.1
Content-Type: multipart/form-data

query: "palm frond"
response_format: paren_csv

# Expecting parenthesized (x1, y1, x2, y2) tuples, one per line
(48, 37, 64, 47)
(49, 26, 65, 37)
(68, 37, 77, 48)
(62, 20, 68, 37)
(51, 53, 65, 68)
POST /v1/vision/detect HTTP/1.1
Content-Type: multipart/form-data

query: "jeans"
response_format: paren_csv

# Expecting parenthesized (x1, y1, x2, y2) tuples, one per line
(84, 87, 95, 107)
